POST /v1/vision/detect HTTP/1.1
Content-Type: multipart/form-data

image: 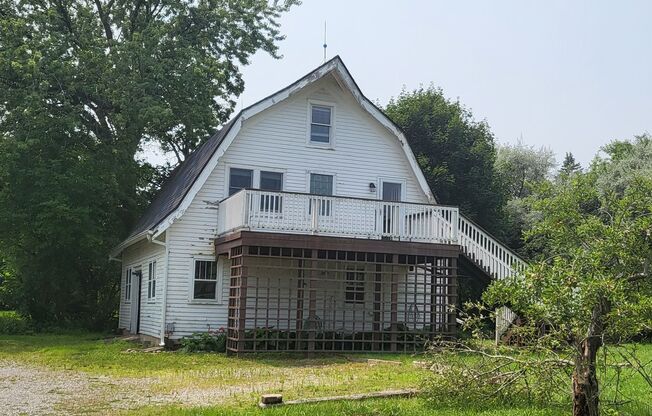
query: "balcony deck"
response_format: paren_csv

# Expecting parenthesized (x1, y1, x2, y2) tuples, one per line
(217, 189, 524, 280)
(216, 190, 527, 351)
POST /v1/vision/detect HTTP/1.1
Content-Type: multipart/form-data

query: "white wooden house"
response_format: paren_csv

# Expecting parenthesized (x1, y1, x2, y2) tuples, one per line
(110, 56, 523, 352)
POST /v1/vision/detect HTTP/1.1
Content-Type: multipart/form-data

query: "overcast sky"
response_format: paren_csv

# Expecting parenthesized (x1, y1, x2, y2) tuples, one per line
(238, 0, 651, 166)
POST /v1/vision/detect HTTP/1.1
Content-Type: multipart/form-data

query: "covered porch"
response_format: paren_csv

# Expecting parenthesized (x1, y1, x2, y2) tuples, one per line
(216, 231, 459, 353)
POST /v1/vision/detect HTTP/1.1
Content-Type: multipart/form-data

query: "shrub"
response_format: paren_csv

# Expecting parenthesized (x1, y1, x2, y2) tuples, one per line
(180, 329, 227, 352)
(0, 310, 32, 334)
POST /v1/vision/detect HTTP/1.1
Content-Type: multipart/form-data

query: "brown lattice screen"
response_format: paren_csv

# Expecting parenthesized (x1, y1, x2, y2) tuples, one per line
(227, 245, 457, 353)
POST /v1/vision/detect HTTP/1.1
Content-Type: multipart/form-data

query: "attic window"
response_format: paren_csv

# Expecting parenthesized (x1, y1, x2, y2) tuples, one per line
(310, 105, 332, 143)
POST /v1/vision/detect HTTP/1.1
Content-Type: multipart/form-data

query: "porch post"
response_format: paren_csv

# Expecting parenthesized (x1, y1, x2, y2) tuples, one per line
(373, 263, 382, 351)
(295, 259, 305, 350)
(447, 256, 458, 336)
(237, 248, 248, 352)
(390, 254, 398, 352)
(308, 250, 317, 351)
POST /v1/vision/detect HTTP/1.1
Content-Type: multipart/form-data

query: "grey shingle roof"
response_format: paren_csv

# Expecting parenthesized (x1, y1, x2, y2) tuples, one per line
(126, 116, 239, 240)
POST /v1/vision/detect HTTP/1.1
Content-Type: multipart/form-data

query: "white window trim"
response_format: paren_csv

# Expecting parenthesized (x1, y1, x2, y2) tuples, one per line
(307, 170, 337, 195)
(147, 260, 157, 302)
(378, 177, 407, 201)
(188, 256, 223, 305)
(227, 165, 254, 196)
(306, 99, 336, 149)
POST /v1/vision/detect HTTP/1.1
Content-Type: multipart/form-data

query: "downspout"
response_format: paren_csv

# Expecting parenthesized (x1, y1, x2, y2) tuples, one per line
(147, 232, 169, 347)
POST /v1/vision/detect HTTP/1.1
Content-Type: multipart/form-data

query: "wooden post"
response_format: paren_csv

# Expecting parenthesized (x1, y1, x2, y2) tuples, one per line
(296, 259, 306, 340)
(373, 263, 382, 350)
(308, 251, 317, 351)
(237, 249, 248, 352)
(448, 256, 458, 336)
(390, 256, 398, 352)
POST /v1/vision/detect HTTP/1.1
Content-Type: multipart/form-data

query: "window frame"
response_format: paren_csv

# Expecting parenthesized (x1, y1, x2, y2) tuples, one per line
(259, 170, 284, 192)
(377, 177, 407, 201)
(228, 167, 254, 196)
(189, 256, 223, 304)
(308, 171, 336, 196)
(147, 260, 157, 301)
(306, 100, 336, 148)
(344, 267, 366, 304)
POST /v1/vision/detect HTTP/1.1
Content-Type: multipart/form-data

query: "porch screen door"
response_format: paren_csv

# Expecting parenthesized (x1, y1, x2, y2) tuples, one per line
(381, 182, 402, 236)
(309, 174, 333, 228)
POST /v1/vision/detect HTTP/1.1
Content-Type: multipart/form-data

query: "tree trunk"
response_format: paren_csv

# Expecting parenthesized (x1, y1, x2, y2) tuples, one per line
(572, 338, 601, 416)
(572, 299, 608, 416)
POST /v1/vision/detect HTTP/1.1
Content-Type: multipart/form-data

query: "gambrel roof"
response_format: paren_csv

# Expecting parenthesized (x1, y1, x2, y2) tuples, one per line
(110, 56, 434, 257)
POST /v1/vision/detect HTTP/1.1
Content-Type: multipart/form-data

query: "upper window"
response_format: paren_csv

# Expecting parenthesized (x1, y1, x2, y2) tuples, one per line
(193, 260, 218, 300)
(260, 171, 283, 191)
(310, 105, 332, 144)
(309, 173, 333, 196)
(229, 168, 253, 196)
(147, 261, 157, 300)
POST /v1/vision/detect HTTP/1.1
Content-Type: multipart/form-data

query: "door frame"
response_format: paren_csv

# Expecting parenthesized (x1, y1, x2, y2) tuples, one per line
(130, 266, 142, 334)
(378, 178, 407, 237)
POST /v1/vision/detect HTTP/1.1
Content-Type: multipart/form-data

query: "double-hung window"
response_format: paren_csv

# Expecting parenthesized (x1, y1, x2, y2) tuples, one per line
(193, 259, 218, 300)
(309, 173, 333, 216)
(125, 268, 132, 302)
(229, 168, 253, 196)
(260, 171, 283, 212)
(147, 261, 156, 300)
(310, 105, 332, 144)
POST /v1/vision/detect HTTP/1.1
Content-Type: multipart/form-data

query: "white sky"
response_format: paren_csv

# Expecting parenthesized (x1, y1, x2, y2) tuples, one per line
(237, 0, 651, 166)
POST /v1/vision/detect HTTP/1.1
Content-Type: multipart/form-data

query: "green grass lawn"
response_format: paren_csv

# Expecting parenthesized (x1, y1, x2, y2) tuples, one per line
(0, 332, 650, 415)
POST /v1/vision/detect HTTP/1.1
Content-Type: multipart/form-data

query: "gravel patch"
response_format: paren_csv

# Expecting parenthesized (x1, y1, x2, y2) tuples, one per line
(0, 360, 163, 415)
(0, 359, 362, 414)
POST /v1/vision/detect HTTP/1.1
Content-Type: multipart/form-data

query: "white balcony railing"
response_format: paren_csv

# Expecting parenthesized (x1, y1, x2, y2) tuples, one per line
(217, 189, 460, 245)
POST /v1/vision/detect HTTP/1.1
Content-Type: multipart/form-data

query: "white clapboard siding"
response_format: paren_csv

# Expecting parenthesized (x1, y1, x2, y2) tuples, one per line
(118, 238, 165, 338)
(162, 74, 431, 339)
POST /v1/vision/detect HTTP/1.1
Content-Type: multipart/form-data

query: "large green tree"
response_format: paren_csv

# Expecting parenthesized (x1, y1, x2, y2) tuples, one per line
(494, 141, 556, 252)
(0, 0, 296, 327)
(485, 137, 652, 415)
(385, 86, 505, 234)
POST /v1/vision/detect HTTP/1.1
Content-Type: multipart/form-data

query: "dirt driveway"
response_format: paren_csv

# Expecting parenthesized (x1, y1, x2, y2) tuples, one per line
(0, 359, 164, 415)
(0, 358, 351, 415)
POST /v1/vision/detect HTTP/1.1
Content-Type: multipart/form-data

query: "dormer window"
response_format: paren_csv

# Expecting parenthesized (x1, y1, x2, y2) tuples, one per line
(310, 105, 332, 144)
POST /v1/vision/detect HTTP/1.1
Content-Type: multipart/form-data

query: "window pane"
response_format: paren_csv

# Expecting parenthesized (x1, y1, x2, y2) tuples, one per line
(345, 270, 365, 304)
(310, 174, 333, 196)
(311, 106, 331, 125)
(260, 171, 283, 191)
(229, 168, 253, 196)
(382, 182, 402, 202)
(194, 281, 217, 299)
(195, 260, 217, 280)
(310, 124, 330, 143)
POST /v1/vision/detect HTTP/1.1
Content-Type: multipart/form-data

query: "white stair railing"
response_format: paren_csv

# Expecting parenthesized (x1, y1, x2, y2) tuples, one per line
(457, 214, 526, 341)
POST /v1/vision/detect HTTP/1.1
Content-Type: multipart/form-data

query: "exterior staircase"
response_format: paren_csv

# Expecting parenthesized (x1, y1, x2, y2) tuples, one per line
(457, 214, 527, 341)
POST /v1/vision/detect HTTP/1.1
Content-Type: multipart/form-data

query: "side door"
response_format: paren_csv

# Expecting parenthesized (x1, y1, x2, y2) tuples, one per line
(129, 266, 142, 334)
